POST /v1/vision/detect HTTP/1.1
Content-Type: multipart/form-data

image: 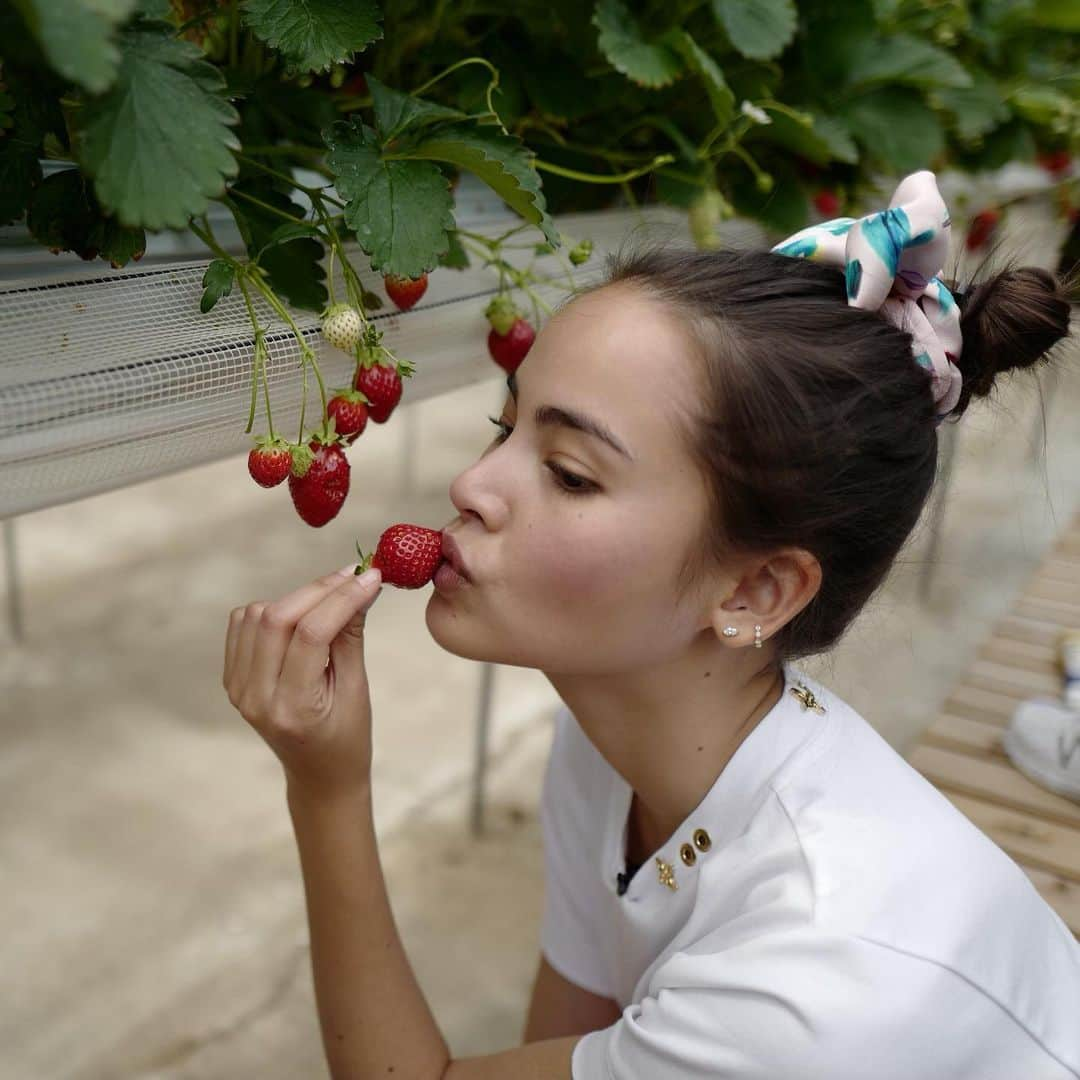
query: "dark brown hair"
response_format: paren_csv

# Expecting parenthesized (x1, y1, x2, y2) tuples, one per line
(569, 231, 1077, 668)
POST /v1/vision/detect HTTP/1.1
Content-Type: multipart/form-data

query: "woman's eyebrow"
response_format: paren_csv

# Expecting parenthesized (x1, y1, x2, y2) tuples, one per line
(506, 371, 635, 462)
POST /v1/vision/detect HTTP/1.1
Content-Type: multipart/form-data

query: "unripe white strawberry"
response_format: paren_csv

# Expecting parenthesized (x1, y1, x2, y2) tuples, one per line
(320, 303, 363, 352)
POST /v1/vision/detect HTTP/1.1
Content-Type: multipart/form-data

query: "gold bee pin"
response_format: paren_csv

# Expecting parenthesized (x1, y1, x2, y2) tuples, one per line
(655, 856, 678, 891)
(789, 682, 827, 714)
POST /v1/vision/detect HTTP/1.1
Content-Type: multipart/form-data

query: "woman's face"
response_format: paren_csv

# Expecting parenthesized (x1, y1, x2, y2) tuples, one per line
(427, 283, 720, 674)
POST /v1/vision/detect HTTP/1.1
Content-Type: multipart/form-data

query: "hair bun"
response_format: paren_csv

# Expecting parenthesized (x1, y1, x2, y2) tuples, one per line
(946, 263, 1076, 419)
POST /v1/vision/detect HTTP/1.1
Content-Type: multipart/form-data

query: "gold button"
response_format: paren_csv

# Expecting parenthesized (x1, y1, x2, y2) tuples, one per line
(693, 828, 712, 852)
(679, 843, 697, 866)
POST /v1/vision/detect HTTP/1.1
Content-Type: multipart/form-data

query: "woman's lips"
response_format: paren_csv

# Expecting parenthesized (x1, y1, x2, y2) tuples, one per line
(440, 531, 473, 582)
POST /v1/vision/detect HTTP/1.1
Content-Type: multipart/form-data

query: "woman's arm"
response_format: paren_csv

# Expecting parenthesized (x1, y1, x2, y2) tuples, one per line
(289, 782, 583, 1080)
(288, 782, 450, 1078)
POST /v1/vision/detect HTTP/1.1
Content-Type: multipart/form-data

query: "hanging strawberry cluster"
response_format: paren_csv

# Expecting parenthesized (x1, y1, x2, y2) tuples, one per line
(187, 65, 598, 530)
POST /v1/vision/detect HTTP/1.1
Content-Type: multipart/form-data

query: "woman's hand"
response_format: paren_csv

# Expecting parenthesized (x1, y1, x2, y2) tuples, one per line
(223, 563, 384, 800)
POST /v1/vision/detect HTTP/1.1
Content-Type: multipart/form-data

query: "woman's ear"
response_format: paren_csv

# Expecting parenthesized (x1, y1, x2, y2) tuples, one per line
(713, 549, 822, 642)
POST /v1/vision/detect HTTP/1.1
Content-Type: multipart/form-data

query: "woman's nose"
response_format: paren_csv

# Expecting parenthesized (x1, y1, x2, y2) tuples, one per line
(448, 452, 508, 531)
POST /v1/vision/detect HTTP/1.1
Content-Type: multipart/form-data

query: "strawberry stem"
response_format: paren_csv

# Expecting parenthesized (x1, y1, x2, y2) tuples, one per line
(247, 272, 329, 429)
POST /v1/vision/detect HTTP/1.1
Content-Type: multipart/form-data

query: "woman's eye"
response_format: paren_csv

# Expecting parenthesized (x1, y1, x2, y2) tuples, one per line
(484, 416, 597, 497)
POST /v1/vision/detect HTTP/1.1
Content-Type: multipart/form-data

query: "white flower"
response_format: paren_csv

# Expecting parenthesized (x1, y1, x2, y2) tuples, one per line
(740, 101, 772, 125)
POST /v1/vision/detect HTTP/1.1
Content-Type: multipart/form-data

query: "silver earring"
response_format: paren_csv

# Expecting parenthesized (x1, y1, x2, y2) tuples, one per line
(754, 625, 763, 649)
(722, 626, 738, 637)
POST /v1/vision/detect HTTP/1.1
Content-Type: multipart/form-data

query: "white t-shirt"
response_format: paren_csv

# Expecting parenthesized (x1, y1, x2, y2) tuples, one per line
(539, 659, 1080, 1079)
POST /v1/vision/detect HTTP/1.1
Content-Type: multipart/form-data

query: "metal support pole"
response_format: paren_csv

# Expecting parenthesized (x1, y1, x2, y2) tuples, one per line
(3, 517, 25, 643)
(470, 661, 496, 837)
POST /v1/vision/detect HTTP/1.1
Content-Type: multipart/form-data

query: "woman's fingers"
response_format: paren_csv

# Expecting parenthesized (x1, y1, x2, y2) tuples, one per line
(225, 567, 360, 712)
(279, 571, 380, 695)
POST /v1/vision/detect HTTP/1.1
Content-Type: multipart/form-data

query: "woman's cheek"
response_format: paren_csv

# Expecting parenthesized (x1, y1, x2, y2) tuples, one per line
(533, 520, 648, 606)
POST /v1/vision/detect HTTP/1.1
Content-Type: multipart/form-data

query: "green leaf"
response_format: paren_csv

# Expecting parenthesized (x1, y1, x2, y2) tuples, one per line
(75, 25, 241, 230)
(711, 0, 797, 61)
(593, 0, 684, 89)
(1029, 0, 1080, 29)
(10, 0, 137, 94)
(744, 108, 858, 166)
(934, 68, 1011, 141)
(0, 69, 53, 224)
(200, 258, 235, 313)
(324, 118, 456, 278)
(365, 73, 467, 144)
(1009, 85, 1073, 130)
(845, 34, 973, 91)
(240, 0, 383, 74)
(410, 121, 561, 249)
(26, 167, 145, 265)
(223, 182, 327, 311)
(439, 229, 470, 270)
(134, 0, 172, 17)
(88, 214, 147, 267)
(797, 2, 877, 95)
(254, 221, 321, 260)
(836, 89, 944, 174)
(670, 31, 735, 129)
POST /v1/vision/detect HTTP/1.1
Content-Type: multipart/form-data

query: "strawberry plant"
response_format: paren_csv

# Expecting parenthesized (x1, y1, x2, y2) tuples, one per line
(3, 0, 1077, 525)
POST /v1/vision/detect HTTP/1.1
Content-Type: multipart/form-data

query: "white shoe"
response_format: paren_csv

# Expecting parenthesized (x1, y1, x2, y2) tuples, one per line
(1003, 696, 1080, 803)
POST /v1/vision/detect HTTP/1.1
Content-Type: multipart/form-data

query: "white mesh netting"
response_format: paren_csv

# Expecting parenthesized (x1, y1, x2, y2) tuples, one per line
(1, 204, 757, 519)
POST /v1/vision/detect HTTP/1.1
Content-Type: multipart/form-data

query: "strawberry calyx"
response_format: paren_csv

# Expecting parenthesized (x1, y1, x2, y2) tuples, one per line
(352, 540, 376, 576)
(290, 442, 316, 479)
(485, 294, 520, 336)
(330, 386, 371, 407)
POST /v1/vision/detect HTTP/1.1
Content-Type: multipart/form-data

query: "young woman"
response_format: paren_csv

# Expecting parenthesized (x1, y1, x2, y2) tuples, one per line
(224, 170, 1080, 1078)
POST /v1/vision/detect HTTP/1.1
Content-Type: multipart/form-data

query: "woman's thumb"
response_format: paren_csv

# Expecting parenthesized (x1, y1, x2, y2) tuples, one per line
(330, 576, 382, 686)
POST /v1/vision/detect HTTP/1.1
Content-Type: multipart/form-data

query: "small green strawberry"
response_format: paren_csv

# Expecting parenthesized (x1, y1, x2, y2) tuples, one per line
(568, 239, 593, 266)
(353, 524, 443, 588)
(247, 435, 293, 488)
(320, 303, 363, 352)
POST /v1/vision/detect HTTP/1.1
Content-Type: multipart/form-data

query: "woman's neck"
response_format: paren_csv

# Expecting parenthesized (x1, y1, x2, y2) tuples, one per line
(549, 643, 785, 863)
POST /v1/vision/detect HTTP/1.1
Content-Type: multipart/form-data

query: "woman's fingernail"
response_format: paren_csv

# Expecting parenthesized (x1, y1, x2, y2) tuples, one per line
(337, 563, 358, 577)
(354, 567, 381, 588)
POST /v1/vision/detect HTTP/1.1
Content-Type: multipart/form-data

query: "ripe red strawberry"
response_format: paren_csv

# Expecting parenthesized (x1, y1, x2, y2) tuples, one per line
(354, 524, 444, 588)
(327, 388, 370, 444)
(966, 207, 1001, 251)
(288, 437, 351, 528)
(813, 189, 840, 217)
(354, 360, 402, 423)
(248, 436, 293, 488)
(487, 317, 535, 374)
(1037, 150, 1072, 177)
(384, 273, 428, 311)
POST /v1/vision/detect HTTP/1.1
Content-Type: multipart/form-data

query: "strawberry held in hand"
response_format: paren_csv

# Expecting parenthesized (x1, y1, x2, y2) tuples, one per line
(288, 426, 351, 528)
(353, 524, 444, 589)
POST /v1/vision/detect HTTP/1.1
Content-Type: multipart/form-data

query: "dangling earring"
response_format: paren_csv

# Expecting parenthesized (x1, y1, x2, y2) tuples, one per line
(754, 625, 763, 649)
(722, 626, 738, 637)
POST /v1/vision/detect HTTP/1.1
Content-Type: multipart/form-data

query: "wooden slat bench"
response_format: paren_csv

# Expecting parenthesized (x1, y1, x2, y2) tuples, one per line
(905, 510, 1080, 938)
